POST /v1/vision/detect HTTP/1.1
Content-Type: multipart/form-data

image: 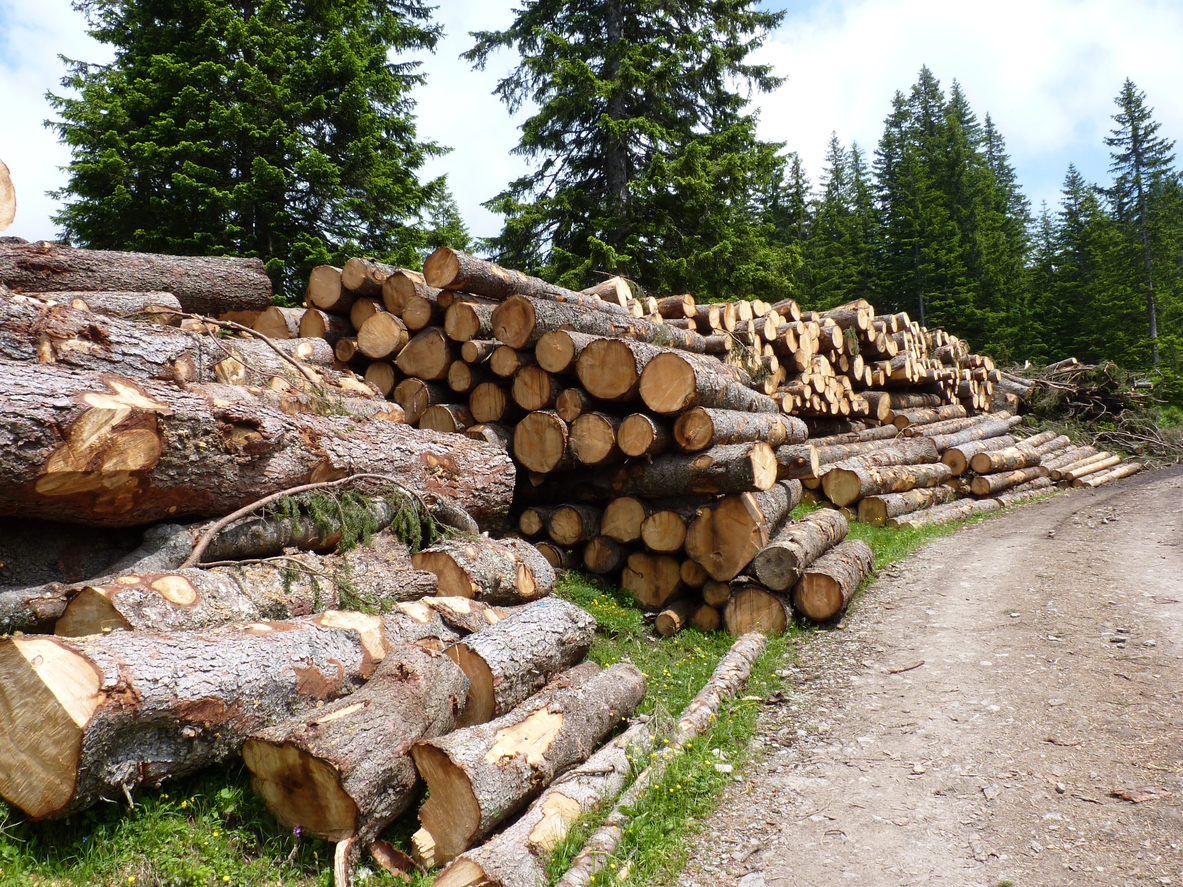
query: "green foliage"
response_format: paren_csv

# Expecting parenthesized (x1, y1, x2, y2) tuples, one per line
(47, 0, 456, 300)
(464, 0, 800, 301)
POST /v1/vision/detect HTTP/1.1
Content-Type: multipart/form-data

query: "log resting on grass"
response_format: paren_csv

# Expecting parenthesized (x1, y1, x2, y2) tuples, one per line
(411, 662, 646, 866)
(0, 241, 273, 316)
(723, 584, 793, 637)
(655, 596, 701, 637)
(751, 509, 848, 592)
(411, 537, 555, 605)
(444, 598, 596, 727)
(890, 497, 1001, 529)
(857, 485, 959, 527)
(621, 551, 684, 609)
(0, 363, 514, 531)
(0, 611, 399, 820)
(684, 482, 801, 581)
(792, 538, 874, 621)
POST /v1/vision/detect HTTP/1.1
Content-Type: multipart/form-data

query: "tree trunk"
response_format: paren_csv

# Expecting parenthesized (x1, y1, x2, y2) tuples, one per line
(722, 584, 792, 637)
(0, 611, 399, 820)
(393, 378, 450, 425)
(969, 442, 1044, 475)
(410, 663, 645, 864)
(513, 410, 573, 474)
(411, 537, 555, 605)
(857, 485, 959, 527)
(468, 381, 520, 425)
(969, 465, 1048, 496)
(621, 551, 684, 609)
(941, 435, 1018, 476)
(891, 404, 967, 430)
(443, 301, 495, 344)
(890, 497, 1000, 529)
(928, 415, 1024, 451)
(511, 365, 562, 412)
(518, 505, 555, 538)
(575, 337, 667, 401)
(0, 363, 514, 530)
(46, 289, 184, 325)
(1059, 454, 1121, 483)
(638, 500, 705, 553)
(419, 404, 475, 434)
(534, 330, 604, 374)
(751, 509, 849, 592)
(357, 312, 409, 361)
(491, 293, 707, 352)
(0, 241, 272, 316)
(684, 482, 799, 581)
(821, 439, 941, 506)
(444, 598, 596, 727)
(490, 346, 536, 378)
(617, 412, 672, 457)
(775, 443, 821, 481)
(792, 538, 874, 621)
(401, 294, 444, 332)
(395, 327, 454, 381)
(825, 462, 954, 506)
(425, 249, 628, 312)
(552, 387, 596, 423)
(581, 535, 628, 574)
(600, 496, 646, 543)
(673, 407, 804, 452)
(639, 351, 779, 415)
(243, 646, 466, 848)
(1073, 461, 1142, 488)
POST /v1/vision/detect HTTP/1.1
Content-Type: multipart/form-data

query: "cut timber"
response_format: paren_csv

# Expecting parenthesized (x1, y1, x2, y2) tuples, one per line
(251, 306, 303, 340)
(617, 412, 672, 457)
(425, 248, 620, 309)
(823, 462, 954, 508)
(394, 378, 450, 425)
(0, 363, 514, 531)
(243, 646, 466, 846)
(792, 538, 874, 621)
(890, 497, 1000, 529)
(547, 504, 603, 546)
(363, 362, 397, 398)
(581, 536, 628, 574)
(411, 663, 645, 865)
(929, 415, 1024, 451)
(357, 312, 409, 361)
(656, 596, 701, 637)
(723, 585, 792, 637)
(969, 442, 1044, 474)
(0, 241, 272, 316)
(395, 327, 454, 381)
(444, 598, 596, 727)
(969, 465, 1048, 496)
(464, 422, 513, 454)
(0, 612, 395, 820)
(575, 337, 665, 401)
(511, 365, 562, 412)
(307, 266, 346, 313)
(554, 387, 597, 423)
(1074, 461, 1142, 488)
(775, 444, 821, 481)
(518, 505, 555, 538)
(341, 257, 398, 299)
(752, 509, 849, 592)
(701, 579, 732, 608)
(892, 404, 967, 430)
(1060, 454, 1121, 483)
(489, 346, 535, 378)
(639, 351, 779, 415)
(684, 482, 800, 581)
(382, 268, 439, 314)
(821, 438, 941, 506)
(491, 294, 706, 353)
(673, 407, 804, 452)
(55, 290, 183, 325)
(419, 404, 475, 434)
(349, 297, 383, 331)
(411, 537, 555, 605)
(691, 602, 722, 633)
(601, 497, 646, 543)
(621, 552, 684, 609)
(639, 500, 704, 553)
(857, 485, 959, 527)
(568, 411, 623, 465)
(942, 435, 1018, 476)
(468, 381, 518, 425)
(534, 541, 578, 570)
(513, 410, 572, 474)
(534, 330, 603, 374)
(401, 295, 443, 332)
(433, 721, 651, 887)
(444, 301, 495, 344)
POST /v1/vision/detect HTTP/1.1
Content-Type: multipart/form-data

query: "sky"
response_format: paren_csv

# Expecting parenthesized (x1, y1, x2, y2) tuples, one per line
(2, 0, 1182, 243)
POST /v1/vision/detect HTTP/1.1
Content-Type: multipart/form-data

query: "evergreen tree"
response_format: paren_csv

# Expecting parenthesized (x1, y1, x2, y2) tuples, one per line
(1104, 78, 1178, 364)
(464, 0, 798, 300)
(48, 0, 448, 298)
(807, 132, 854, 308)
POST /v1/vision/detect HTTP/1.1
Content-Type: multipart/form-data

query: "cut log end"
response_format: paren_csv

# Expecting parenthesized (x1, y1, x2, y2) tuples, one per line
(242, 737, 358, 842)
(444, 644, 494, 728)
(410, 744, 480, 865)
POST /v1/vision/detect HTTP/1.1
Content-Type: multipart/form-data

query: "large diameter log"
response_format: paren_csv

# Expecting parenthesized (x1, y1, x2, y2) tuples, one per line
(621, 551, 685, 609)
(0, 241, 272, 316)
(444, 598, 596, 727)
(411, 537, 555, 605)
(395, 327, 454, 380)
(568, 411, 623, 466)
(382, 268, 439, 314)
(722, 584, 792, 637)
(444, 300, 495, 343)
(792, 538, 874, 621)
(49, 290, 183, 325)
(857, 485, 959, 527)
(426, 248, 617, 309)
(969, 465, 1048, 496)
(752, 509, 849, 592)
(942, 434, 1018, 476)
(825, 461, 954, 507)
(575, 337, 666, 401)
(357, 311, 410, 361)
(639, 351, 779, 415)
(535, 330, 604, 374)
(684, 483, 798, 581)
(341, 257, 398, 299)
(0, 611, 394, 820)
(673, 407, 804, 452)
(581, 535, 628, 574)
(513, 410, 572, 474)
(243, 645, 466, 848)
(775, 443, 820, 481)
(434, 720, 652, 887)
(969, 441, 1044, 475)
(0, 363, 515, 530)
(411, 662, 646, 865)
(511, 365, 562, 412)
(821, 439, 941, 506)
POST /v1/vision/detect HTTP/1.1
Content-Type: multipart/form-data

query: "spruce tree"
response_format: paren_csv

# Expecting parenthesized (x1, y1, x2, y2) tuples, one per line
(464, 0, 798, 300)
(48, 0, 449, 298)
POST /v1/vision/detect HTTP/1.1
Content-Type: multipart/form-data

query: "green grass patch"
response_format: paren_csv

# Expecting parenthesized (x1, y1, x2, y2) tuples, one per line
(0, 502, 980, 887)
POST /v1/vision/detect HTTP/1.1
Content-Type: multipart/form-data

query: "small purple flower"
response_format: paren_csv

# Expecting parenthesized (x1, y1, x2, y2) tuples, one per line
(293, 826, 302, 837)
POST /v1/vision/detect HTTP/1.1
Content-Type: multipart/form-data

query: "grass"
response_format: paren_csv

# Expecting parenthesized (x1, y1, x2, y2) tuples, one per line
(0, 501, 987, 887)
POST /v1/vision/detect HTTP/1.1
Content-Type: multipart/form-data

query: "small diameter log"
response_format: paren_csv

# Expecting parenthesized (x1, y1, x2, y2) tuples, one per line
(969, 441, 1044, 475)
(411, 537, 555, 605)
(518, 505, 555, 538)
(891, 404, 967, 430)
(307, 265, 346, 312)
(673, 407, 804, 452)
(639, 351, 779, 415)
(341, 257, 398, 299)
(396, 327, 454, 381)
(426, 248, 614, 308)
(382, 268, 439, 314)
(684, 482, 798, 581)
(1060, 454, 1121, 483)
(411, 663, 646, 865)
(444, 598, 596, 727)
(656, 596, 701, 637)
(252, 306, 304, 339)
(469, 381, 519, 425)
(511, 365, 562, 412)
(928, 415, 1024, 451)
(621, 551, 684, 609)
(243, 646, 467, 845)
(1, 241, 272, 316)
(575, 337, 667, 402)
(582, 536, 628, 574)
(489, 346, 536, 378)
(444, 301, 496, 343)
(617, 412, 672, 457)
(1042, 446, 1097, 476)
(446, 360, 490, 395)
(857, 485, 959, 527)
(680, 558, 711, 588)
(723, 584, 792, 637)
(433, 721, 652, 887)
(401, 295, 444, 332)
(357, 312, 409, 361)
(569, 412, 623, 466)
(393, 378, 451, 425)
(792, 538, 874, 621)
(775, 443, 821, 481)
(536, 330, 606, 374)
(349, 297, 384, 330)
(419, 404, 475, 434)
(890, 497, 1000, 529)
(639, 501, 703, 554)
(701, 579, 732, 608)
(0, 612, 393, 820)
(751, 509, 849, 592)
(547, 504, 603, 546)
(363, 362, 398, 398)
(824, 462, 954, 507)
(464, 422, 514, 454)
(535, 542, 579, 570)
(514, 410, 572, 474)
(942, 435, 1018, 476)
(969, 465, 1048, 496)
(992, 477, 1055, 503)
(1073, 461, 1142, 488)
(554, 388, 597, 423)
(691, 602, 721, 633)
(461, 339, 499, 365)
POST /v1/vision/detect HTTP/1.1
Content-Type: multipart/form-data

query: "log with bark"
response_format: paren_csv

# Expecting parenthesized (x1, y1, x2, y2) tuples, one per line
(673, 407, 805, 452)
(968, 441, 1044, 475)
(941, 434, 1019, 476)
(0, 241, 273, 316)
(568, 411, 623, 466)
(0, 363, 515, 531)
(410, 662, 646, 865)
(722, 584, 793, 637)
(927, 415, 1024, 452)
(1073, 461, 1143, 488)
(444, 598, 596, 726)
(968, 465, 1048, 496)
(639, 351, 779, 415)
(890, 497, 1000, 529)
(617, 412, 672, 457)
(821, 461, 954, 508)
(547, 503, 603, 546)
(684, 482, 801, 581)
(751, 508, 849, 591)
(48, 289, 184, 325)
(655, 596, 702, 637)
(581, 535, 629, 574)
(0, 611, 402, 820)
(856, 485, 960, 527)
(621, 551, 685, 609)
(411, 537, 555, 605)
(638, 499, 706, 553)
(820, 438, 941, 506)
(792, 538, 874, 621)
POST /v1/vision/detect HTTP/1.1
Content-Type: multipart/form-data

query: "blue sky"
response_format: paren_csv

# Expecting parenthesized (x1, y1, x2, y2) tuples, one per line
(2, 0, 1181, 243)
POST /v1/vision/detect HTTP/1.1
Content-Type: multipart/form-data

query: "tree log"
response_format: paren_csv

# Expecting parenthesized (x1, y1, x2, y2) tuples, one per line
(1059, 454, 1121, 483)
(511, 365, 562, 412)
(751, 509, 849, 592)
(411, 662, 645, 864)
(535, 330, 604, 374)
(411, 537, 555, 605)
(0, 364, 514, 530)
(49, 290, 184, 325)
(395, 327, 454, 381)
(582, 535, 628, 574)
(969, 442, 1044, 475)
(621, 551, 685, 609)
(821, 439, 941, 506)
(824, 461, 954, 506)
(857, 485, 960, 527)
(684, 482, 799, 581)
(792, 538, 874, 621)
(928, 415, 1024, 451)
(891, 404, 967, 430)
(639, 351, 778, 415)
(357, 312, 409, 361)
(617, 412, 672, 457)
(569, 411, 623, 466)
(394, 378, 451, 425)
(514, 410, 573, 474)
(0, 611, 399, 820)
(0, 241, 272, 316)
(575, 337, 668, 401)
(600, 497, 646, 543)
(382, 268, 439, 314)
(941, 434, 1018, 475)
(656, 596, 701, 637)
(444, 301, 495, 344)
(1073, 461, 1142, 488)
(969, 465, 1048, 496)
(554, 387, 598, 423)
(444, 598, 596, 727)
(673, 407, 804, 452)
(547, 504, 603, 546)
(723, 584, 792, 637)
(419, 404, 475, 434)
(774, 443, 821, 481)
(469, 381, 519, 425)
(638, 500, 704, 554)
(890, 497, 1000, 529)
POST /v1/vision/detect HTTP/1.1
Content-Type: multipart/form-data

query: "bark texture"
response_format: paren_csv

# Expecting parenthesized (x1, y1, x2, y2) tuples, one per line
(411, 537, 555, 605)
(792, 538, 874, 621)
(752, 509, 850, 592)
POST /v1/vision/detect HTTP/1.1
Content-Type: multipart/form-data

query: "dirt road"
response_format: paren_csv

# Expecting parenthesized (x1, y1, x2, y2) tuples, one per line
(682, 467, 1183, 887)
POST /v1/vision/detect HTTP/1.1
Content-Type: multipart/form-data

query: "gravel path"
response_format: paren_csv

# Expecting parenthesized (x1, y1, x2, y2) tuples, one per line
(681, 466, 1183, 887)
